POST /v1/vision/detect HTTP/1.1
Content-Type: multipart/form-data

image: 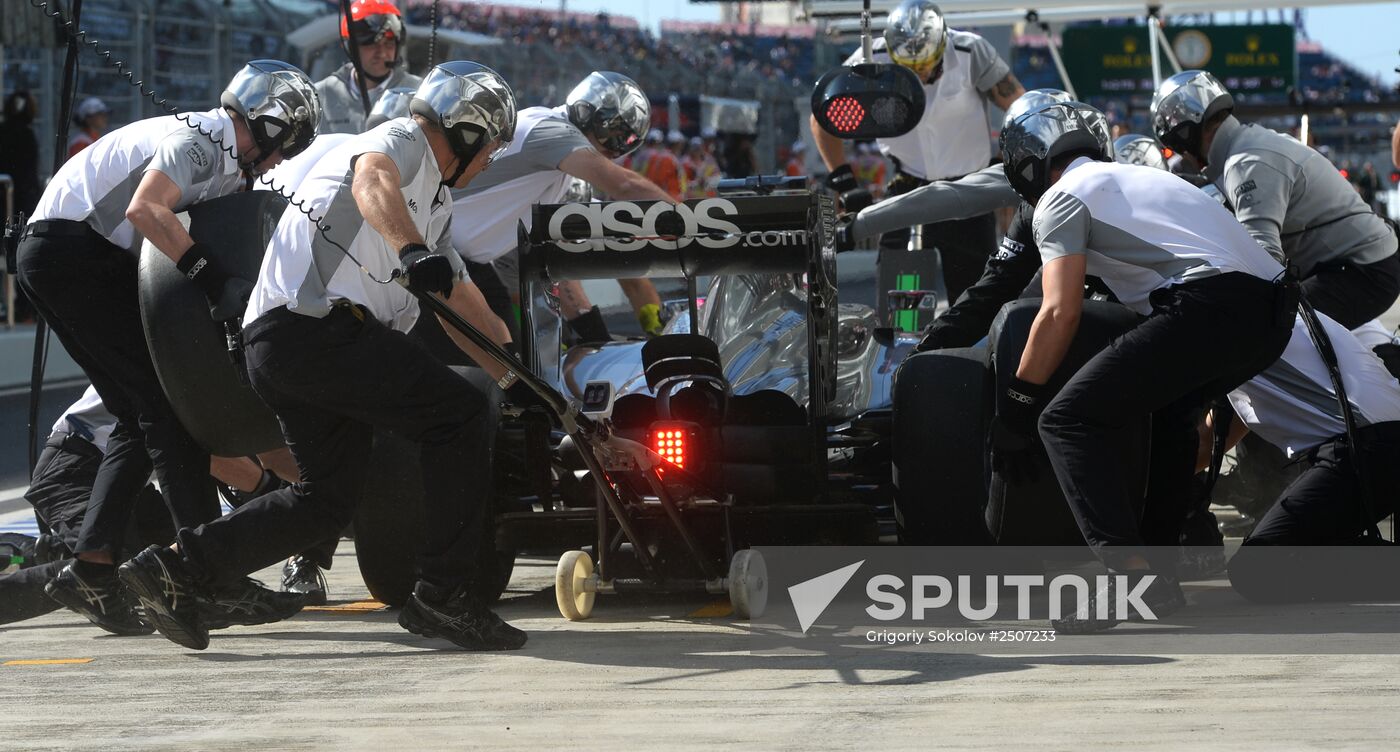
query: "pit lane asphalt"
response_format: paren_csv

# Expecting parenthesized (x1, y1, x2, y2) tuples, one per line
(4, 544, 1400, 750)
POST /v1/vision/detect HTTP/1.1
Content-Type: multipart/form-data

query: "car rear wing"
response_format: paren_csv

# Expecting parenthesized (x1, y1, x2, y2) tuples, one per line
(515, 190, 840, 431)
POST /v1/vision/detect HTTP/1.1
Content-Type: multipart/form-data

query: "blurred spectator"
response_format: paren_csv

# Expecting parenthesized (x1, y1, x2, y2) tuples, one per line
(0, 91, 42, 216)
(67, 97, 111, 159)
(1356, 162, 1383, 211)
(682, 136, 719, 199)
(720, 134, 757, 179)
(633, 129, 685, 200)
(1392, 123, 1400, 171)
(785, 141, 806, 177)
(851, 142, 888, 201)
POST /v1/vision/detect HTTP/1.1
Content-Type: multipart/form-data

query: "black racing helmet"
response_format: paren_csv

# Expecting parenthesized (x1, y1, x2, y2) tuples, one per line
(565, 71, 650, 159)
(1150, 70, 1235, 159)
(1001, 88, 1072, 129)
(410, 61, 518, 166)
(221, 59, 321, 159)
(1000, 102, 1112, 204)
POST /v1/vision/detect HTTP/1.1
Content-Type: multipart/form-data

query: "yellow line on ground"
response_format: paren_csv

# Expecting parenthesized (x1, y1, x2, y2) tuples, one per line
(4, 658, 95, 666)
(301, 600, 386, 613)
(688, 600, 734, 618)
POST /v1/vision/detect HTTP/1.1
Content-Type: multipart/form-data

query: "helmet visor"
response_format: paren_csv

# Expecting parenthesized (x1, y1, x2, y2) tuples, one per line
(349, 13, 404, 46)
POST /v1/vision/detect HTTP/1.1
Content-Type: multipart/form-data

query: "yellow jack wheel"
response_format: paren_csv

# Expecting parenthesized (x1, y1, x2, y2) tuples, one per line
(555, 550, 596, 621)
(728, 549, 768, 620)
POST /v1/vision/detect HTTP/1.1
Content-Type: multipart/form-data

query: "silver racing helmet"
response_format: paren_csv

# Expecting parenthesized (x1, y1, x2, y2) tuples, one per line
(222, 59, 321, 159)
(410, 61, 518, 166)
(1002, 88, 1072, 129)
(884, 0, 949, 76)
(365, 86, 416, 130)
(565, 71, 650, 159)
(1150, 70, 1234, 159)
(1113, 134, 1169, 170)
(1000, 102, 1112, 204)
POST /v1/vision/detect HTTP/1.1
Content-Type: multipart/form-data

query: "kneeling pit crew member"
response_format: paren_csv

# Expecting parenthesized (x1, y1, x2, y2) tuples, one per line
(1152, 70, 1400, 329)
(118, 61, 529, 652)
(993, 103, 1295, 633)
(1223, 314, 1400, 603)
(15, 60, 320, 630)
(1, 387, 305, 631)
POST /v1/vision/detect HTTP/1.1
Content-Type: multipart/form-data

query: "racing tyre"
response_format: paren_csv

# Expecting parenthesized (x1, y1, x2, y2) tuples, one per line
(985, 299, 1146, 546)
(138, 191, 288, 456)
(354, 368, 514, 607)
(892, 347, 994, 544)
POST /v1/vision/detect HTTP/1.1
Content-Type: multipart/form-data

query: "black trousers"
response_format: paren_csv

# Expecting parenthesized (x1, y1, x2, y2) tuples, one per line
(15, 227, 217, 556)
(1038, 272, 1294, 570)
(178, 305, 492, 591)
(2, 435, 172, 625)
(1228, 422, 1400, 602)
(878, 175, 999, 304)
(1302, 252, 1400, 330)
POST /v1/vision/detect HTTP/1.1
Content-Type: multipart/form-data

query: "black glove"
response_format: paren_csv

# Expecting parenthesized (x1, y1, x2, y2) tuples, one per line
(398, 242, 455, 298)
(503, 378, 559, 424)
(990, 376, 1046, 486)
(825, 164, 874, 214)
(177, 244, 251, 322)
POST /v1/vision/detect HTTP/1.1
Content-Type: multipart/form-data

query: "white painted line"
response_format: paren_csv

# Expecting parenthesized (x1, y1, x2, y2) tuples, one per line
(0, 485, 28, 504)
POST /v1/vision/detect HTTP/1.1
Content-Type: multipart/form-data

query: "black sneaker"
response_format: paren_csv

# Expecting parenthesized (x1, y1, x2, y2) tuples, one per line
(201, 577, 307, 630)
(117, 545, 211, 650)
(44, 561, 154, 636)
(1052, 571, 1186, 635)
(280, 555, 328, 606)
(399, 584, 527, 651)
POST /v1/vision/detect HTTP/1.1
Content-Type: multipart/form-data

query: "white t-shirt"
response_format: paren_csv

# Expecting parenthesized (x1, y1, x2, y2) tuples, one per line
(257, 133, 354, 197)
(843, 31, 1009, 181)
(51, 386, 116, 455)
(245, 118, 465, 333)
(1034, 158, 1284, 314)
(449, 106, 594, 264)
(1229, 312, 1400, 456)
(30, 109, 246, 252)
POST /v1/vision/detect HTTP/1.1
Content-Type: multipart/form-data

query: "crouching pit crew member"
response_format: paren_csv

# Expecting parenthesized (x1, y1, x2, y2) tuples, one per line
(0, 388, 305, 631)
(118, 62, 528, 652)
(1152, 70, 1400, 329)
(1224, 314, 1400, 602)
(14, 60, 319, 631)
(993, 103, 1295, 633)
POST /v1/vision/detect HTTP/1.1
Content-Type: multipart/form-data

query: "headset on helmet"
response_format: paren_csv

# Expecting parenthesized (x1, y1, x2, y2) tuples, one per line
(1150, 70, 1234, 159)
(340, 0, 406, 69)
(565, 71, 650, 159)
(1003, 88, 1072, 129)
(884, 0, 949, 74)
(1000, 102, 1111, 204)
(1114, 134, 1169, 170)
(222, 59, 322, 161)
(365, 86, 416, 130)
(410, 61, 517, 183)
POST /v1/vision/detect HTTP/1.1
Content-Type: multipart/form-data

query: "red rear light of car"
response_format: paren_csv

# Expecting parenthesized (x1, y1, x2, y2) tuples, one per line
(650, 423, 699, 471)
